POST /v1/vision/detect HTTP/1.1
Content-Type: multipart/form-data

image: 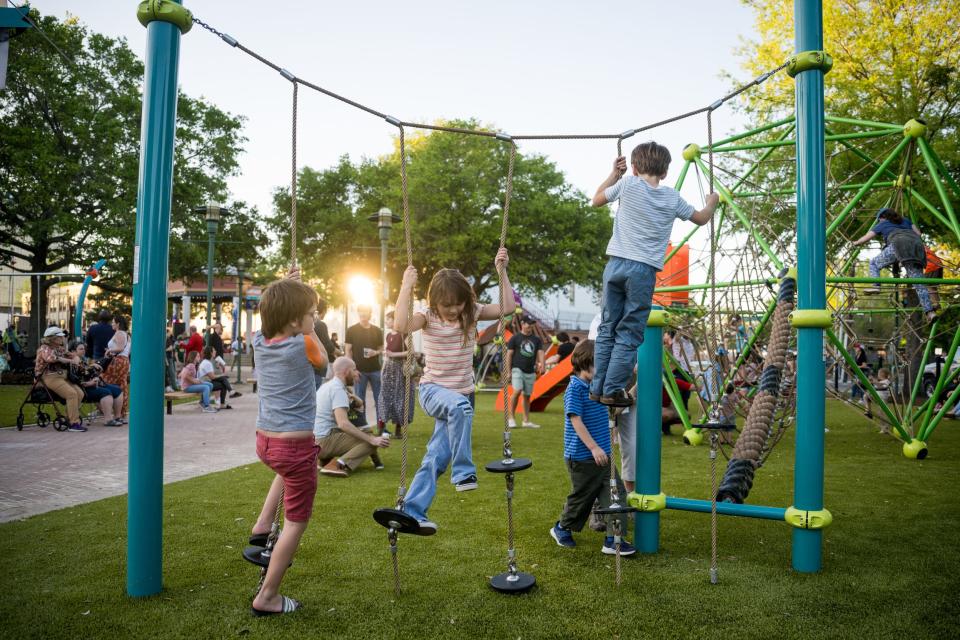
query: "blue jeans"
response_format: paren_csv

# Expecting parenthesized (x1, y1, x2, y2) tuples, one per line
(869, 244, 933, 312)
(356, 370, 382, 422)
(591, 256, 657, 397)
(403, 383, 476, 522)
(184, 382, 213, 407)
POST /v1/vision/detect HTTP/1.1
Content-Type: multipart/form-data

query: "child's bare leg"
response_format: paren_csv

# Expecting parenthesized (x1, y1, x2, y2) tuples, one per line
(251, 518, 308, 611)
(252, 475, 283, 536)
(98, 396, 115, 420)
(521, 394, 531, 422)
(624, 480, 635, 492)
(509, 389, 522, 422)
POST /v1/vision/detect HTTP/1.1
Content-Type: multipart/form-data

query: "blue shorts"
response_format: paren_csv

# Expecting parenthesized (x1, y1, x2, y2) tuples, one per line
(511, 369, 536, 395)
(84, 383, 122, 403)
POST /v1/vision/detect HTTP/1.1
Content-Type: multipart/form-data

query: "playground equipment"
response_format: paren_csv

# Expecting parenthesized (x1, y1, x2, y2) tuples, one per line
(125, 0, 960, 595)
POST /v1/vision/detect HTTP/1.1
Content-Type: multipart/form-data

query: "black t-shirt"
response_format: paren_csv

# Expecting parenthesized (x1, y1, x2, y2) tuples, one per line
(208, 331, 224, 358)
(557, 342, 575, 360)
(346, 323, 384, 373)
(314, 319, 336, 362)
(508, 333, 543, 374)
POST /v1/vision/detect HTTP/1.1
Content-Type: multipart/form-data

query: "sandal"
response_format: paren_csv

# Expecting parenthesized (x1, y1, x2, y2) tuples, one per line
(104, 419, 124, 427)
(251, 595, 300, 617)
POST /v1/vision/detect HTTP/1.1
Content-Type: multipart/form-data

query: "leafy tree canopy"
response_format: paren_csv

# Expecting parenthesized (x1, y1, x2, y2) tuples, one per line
(269, 120, 612, 307)
(0, 12, 267, 345)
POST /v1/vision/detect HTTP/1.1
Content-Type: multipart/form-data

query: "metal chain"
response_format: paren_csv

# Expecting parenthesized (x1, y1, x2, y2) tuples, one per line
(290, 82, 299, 267)
(191, 12, 788, 143)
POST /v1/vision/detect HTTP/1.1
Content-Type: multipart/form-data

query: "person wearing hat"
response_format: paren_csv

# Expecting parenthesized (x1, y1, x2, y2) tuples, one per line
(506, 314, 545, 428)
(852, 207, 937, 322)
(34, 326, 87, 432)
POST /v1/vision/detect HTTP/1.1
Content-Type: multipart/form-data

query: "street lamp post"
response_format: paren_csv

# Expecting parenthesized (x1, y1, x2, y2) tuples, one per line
(235, 257, 245, 384)
(195, 203, 227, 345)
(367, 207, 401, 330)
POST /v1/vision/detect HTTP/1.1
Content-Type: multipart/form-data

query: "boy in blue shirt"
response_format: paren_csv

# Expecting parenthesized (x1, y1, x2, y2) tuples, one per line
(590, 142, 719, 406)
(550, 339, 636, 555)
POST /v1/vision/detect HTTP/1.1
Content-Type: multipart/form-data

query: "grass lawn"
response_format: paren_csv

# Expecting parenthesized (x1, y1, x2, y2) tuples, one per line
(1, 395, 958, 639)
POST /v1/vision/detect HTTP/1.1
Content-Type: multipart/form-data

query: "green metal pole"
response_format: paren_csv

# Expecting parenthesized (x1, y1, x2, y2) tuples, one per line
(792, 0, 827, 573)
(826, 136, 912, 236)
(708, 115, 795, 149)
(661, 361, 693, 432)
(655, 278, 774, 294)
(918, 326, 960, 439)
(128, 1, 185, 597)
(905, 187, 957, 236)
(929, 143, 960, 201)
(235, 265, 243, 384)
(919, 382, 960, 443)
(736, 180, 896, 198)
(712, 129, 897, 153)
(909, 366, 960, 432)
(205, 222, 216, 343)
(902, 320, 939, 428)
(917, 138, 960, 241)
(826, 329, 907, 439)
(693, 157, 784, 269)
(824, 115, 903, 130)
(828, 275, 960, 286)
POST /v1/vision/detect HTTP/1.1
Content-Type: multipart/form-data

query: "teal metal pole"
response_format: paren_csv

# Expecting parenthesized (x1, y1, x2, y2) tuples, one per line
(666, 497, 787, 521)
(128, 4, 183, 597)
(634, 306, 664, 553)
(73, 259, 107, 338)
(792, 0, 827, 574)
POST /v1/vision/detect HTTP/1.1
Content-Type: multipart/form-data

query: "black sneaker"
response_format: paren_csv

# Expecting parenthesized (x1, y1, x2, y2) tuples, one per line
(600, 389, 634, 407)
(455, 474, 478, 492)
(230, 391, 243, 398)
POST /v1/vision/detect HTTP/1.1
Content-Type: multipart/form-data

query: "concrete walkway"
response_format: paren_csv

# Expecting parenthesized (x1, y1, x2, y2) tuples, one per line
(0, 385, 261, 523)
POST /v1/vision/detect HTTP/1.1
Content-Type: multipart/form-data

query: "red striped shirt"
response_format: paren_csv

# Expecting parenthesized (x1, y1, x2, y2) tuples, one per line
(418, 305, 481, 395)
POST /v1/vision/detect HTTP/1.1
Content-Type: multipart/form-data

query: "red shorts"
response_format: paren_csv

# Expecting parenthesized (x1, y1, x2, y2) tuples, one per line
(256, 432, 320, 523)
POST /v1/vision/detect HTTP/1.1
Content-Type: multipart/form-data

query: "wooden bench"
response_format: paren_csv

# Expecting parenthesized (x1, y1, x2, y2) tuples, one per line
(164, 390, 200, 415)
(246, 379, 258, 393)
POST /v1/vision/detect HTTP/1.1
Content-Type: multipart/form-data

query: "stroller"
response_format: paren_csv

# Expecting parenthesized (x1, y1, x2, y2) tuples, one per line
(15, 367, 78, 431)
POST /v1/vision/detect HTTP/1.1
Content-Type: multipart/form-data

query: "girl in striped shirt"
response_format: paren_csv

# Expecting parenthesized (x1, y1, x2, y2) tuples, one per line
(393, 248, 515, 533)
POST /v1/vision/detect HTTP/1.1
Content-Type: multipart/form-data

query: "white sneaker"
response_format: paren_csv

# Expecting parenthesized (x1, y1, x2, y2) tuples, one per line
(202, 405, 218, 413)
(507, 418, 517, 428)
(521, 421, 540, 429)
(164, 386, 174, 393)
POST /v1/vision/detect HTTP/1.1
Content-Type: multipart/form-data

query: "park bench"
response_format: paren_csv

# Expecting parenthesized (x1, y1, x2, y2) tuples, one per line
(164, 390, 201, 415)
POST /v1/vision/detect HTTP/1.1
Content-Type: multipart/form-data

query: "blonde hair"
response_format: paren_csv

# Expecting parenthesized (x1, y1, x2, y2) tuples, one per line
(426, 269, 477, 346)
(259, 279, 317, 339)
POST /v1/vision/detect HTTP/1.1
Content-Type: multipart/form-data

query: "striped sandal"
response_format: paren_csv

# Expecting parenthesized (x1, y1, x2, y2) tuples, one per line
(251, 595, 301, 617)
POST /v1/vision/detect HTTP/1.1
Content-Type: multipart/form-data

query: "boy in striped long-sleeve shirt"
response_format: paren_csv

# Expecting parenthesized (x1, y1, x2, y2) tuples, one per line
(590, 142, 718, 407)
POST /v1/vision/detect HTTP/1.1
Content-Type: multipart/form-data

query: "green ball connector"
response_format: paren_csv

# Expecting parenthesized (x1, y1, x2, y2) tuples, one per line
(551, 335, 560, 346)
(683, 429, 703, 446)
(902, 439, 928, 460)
(682, 144, 701, 162)
(902, 118, 927, 139)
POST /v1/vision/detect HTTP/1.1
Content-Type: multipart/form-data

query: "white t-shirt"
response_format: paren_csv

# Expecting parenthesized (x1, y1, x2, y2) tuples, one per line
(314, 377, 350, 439)
(197, 359, 216, 380)
(588, 313, 601, 340)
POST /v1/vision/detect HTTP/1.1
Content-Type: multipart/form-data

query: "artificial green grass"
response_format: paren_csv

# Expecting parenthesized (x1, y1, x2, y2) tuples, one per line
(1, 395, 958, 639)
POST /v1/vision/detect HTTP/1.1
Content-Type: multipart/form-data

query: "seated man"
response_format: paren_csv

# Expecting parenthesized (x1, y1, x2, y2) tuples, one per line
(314, 356, 391, 477)
(68, 340, 125, 426)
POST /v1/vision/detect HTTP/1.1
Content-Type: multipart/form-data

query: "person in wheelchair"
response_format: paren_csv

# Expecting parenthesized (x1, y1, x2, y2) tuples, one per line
(35, 327, 86, 432)
(68, 341, 126, 427)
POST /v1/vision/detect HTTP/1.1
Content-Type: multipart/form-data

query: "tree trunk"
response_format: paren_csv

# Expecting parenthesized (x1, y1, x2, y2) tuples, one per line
(27, 274, 48, 353)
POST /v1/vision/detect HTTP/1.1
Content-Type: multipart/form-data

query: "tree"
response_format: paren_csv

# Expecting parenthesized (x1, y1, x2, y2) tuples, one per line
(269, 120, 612, 306)
(0, 12, 267, 348)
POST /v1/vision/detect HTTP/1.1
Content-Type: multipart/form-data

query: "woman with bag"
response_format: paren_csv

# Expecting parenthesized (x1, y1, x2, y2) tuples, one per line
(100, 315, 131, 422)
(378, 310, 419, 436)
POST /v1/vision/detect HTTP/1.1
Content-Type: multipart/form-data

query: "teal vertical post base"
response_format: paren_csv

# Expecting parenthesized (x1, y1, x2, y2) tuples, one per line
(633, 306, 664, 553)
(792, 0, 827, 574)
(127, 7, 183, 597)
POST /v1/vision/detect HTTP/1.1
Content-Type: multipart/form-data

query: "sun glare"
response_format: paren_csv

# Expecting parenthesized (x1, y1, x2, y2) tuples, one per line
(347, 274, 376, 306)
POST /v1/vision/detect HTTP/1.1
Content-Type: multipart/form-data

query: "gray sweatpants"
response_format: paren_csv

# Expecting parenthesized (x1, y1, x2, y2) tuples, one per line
(558, 458, 628, 533)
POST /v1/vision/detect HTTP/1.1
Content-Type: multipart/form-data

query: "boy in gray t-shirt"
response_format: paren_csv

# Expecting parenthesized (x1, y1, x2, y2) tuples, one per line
(589, 141, 719, 406)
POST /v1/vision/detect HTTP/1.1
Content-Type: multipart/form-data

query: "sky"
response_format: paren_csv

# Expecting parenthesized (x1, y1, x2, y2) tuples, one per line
(26, 0, 768, 320)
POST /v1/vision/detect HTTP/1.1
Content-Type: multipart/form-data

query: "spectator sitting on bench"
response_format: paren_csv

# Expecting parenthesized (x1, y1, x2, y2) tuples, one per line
(69, 340, 125, 427)
(199, 346, 237, 409)
(314, 356, 391, 477)
(179, 350, 217, 413)
(212, 348, 242, 399)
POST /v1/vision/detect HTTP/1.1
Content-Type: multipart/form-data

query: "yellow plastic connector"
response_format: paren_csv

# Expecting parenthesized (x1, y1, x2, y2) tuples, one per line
(786, 50, 833, 78)
(784, 267, 799, 281)
(902, 439, 928, 460)
(896, 174, 912, 188)
(682, 429, 703, 446)
(682, 144, 701, 162)
(784, 506, 833, 529)
(902, 119, 927, 139)
(646, 310, 671, 328)
(137, 0, 193, 33)
(790, 309, 833, 328)
(627, 492, 666, 512)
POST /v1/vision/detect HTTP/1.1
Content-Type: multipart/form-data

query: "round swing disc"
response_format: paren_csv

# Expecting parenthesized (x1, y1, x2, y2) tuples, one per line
(372, 508, 422, 534)
(242, 545, 271, 568)
(490, 571, 536, 594)
(594, 505, 637, 516)
(484, 457, 533, 474)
